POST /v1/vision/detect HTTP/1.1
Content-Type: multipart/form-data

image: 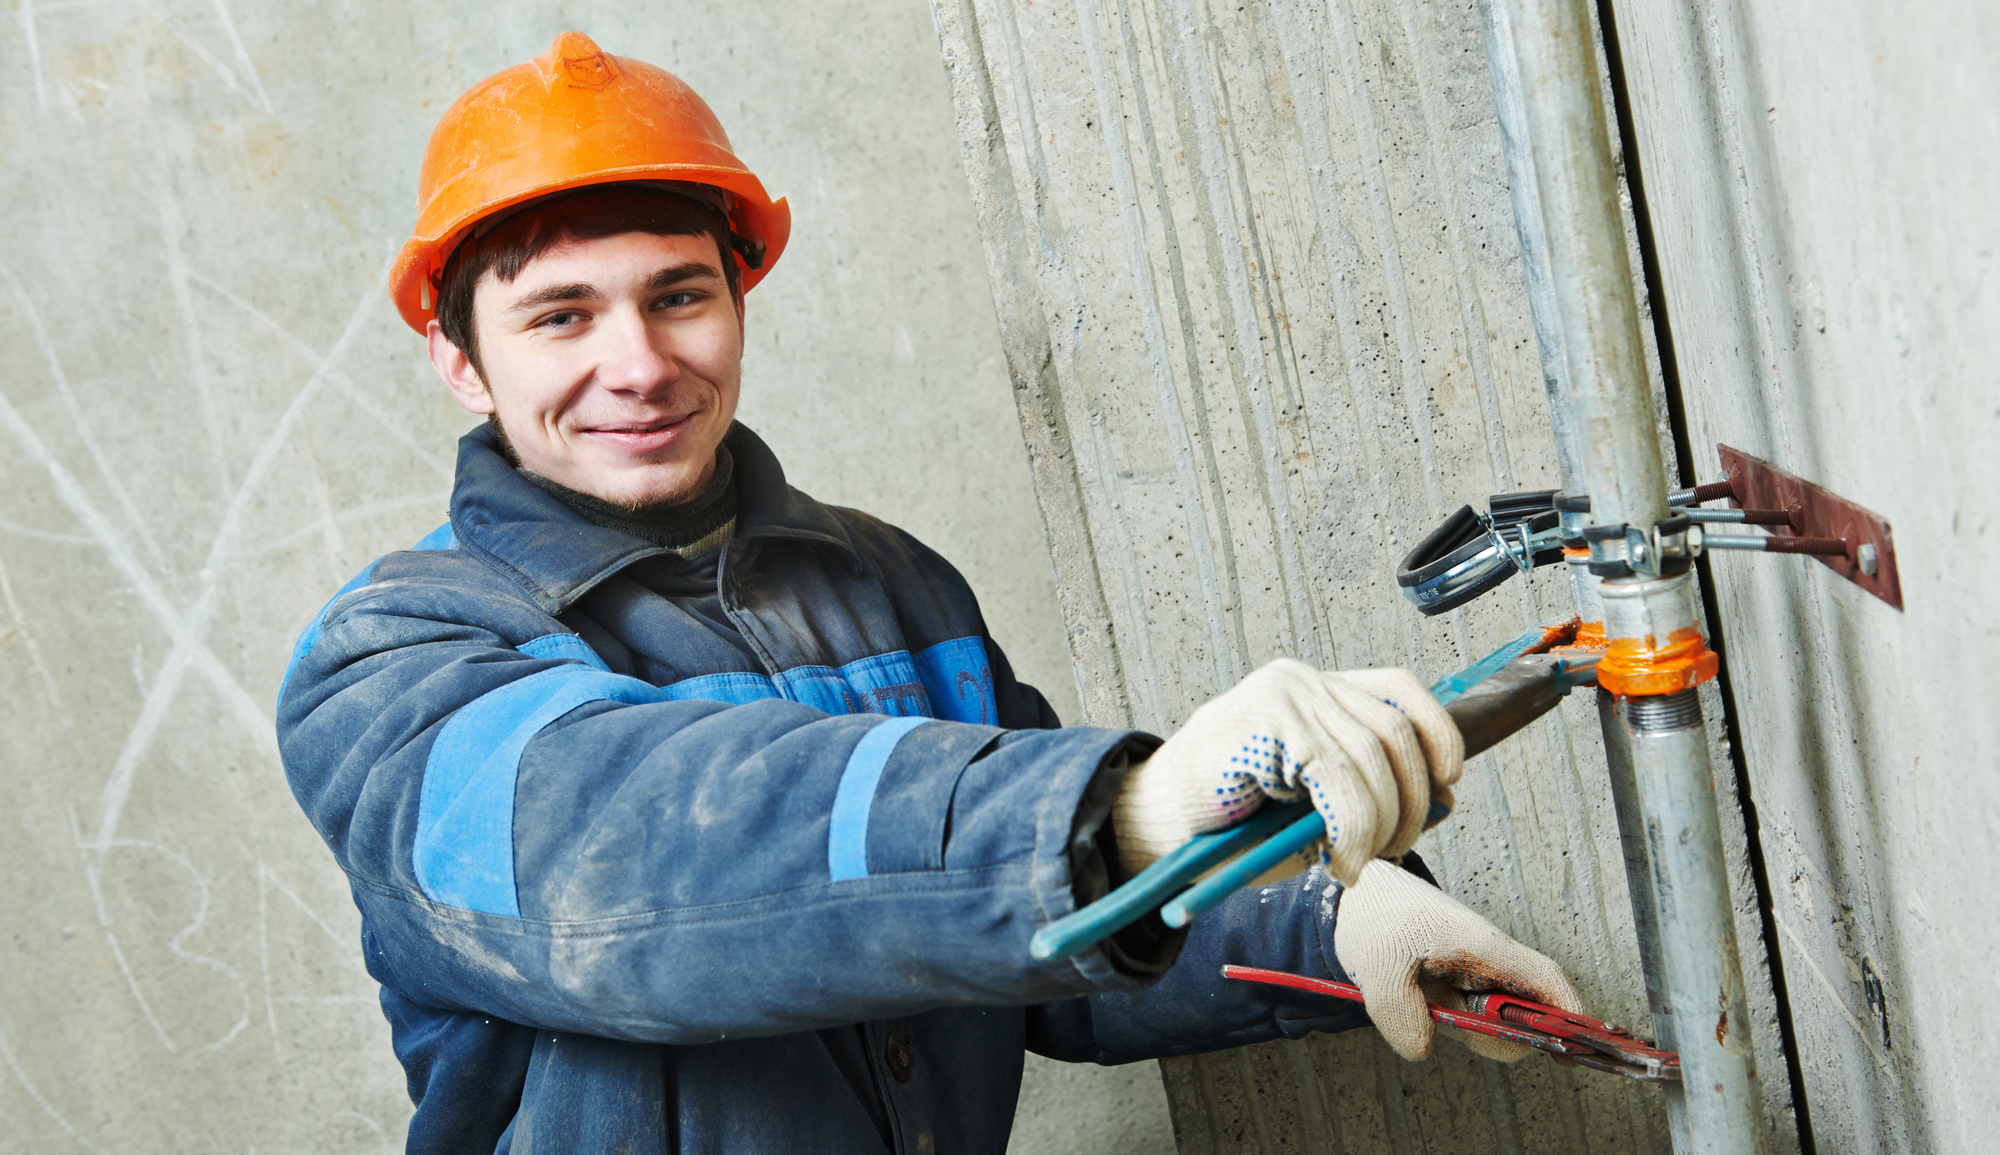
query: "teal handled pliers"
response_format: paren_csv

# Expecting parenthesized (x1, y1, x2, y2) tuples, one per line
(1028, 620, 1600, 962)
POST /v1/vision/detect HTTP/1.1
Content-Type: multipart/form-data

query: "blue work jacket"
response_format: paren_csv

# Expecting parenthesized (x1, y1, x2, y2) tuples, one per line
(277, 423, 1372, 1154)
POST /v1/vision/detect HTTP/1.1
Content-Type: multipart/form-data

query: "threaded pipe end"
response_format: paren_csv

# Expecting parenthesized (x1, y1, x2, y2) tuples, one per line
(1622, 689, 1703, 733)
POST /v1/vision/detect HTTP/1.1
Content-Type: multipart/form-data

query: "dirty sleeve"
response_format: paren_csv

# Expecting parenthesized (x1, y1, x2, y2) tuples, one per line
(1021, 855, 1442, 1062)
(278, 574, 1159, 1045)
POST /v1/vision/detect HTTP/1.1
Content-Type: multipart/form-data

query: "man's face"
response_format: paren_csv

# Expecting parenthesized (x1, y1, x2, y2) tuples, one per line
(429, 231, 744, 508)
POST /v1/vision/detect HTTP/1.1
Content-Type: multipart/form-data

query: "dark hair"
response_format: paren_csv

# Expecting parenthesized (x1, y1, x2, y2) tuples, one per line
(435, 183, 741, 377)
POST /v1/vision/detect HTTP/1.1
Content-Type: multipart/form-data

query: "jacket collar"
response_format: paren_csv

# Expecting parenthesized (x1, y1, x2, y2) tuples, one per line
(447, 421, 860, 614)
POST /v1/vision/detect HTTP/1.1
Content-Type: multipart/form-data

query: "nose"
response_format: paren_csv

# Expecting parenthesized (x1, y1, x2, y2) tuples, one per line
(597, 306, 679, 398)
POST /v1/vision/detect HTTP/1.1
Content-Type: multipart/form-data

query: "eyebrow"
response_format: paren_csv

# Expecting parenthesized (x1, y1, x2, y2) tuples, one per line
(646, 262, 723, 290)
(502, 262, 725, 315)
(503, 282, 596, 314)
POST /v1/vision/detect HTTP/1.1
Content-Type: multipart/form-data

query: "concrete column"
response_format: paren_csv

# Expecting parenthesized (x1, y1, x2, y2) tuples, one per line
(926, 0, 1783, 1148)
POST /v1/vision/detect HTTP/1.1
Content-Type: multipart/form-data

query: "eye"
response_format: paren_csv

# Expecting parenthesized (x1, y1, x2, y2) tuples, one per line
(654, 290, 702, 310)
(535, 309, 585, 329)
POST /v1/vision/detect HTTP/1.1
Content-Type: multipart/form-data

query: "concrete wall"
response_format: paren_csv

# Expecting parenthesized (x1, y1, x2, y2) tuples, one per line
(1608, 2, 2000, 1151)
(926, 0, 1803, 1149)
(0, 3, 1122, 1150)
(936, 0, 1997, 1150)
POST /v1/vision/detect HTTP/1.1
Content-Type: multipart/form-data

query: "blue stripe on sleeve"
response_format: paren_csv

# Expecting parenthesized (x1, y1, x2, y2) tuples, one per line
(517, 633, 610, 670)
(654, 645, 986, 720)
(774, 665, 863, 714)
(280, 523, 455, 703)
(412, 521, 457, 551)
(279, 560, 381, 702)
(661, 671, 785, 706)
(416, 667, 666, 915)
(911, 637, 994, 724)
(826, 715, 929, 882)
(839, 651, 934, 718)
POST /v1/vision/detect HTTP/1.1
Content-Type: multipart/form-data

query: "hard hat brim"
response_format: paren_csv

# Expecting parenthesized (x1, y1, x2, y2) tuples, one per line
(391, 169, 790, 332)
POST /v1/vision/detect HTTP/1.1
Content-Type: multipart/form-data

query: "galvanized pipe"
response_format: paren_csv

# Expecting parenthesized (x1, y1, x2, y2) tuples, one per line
(1495, 0, 1670, 532)
(1481, 0, 1673, 1142)
(1599, 580, 1765, 1151)
(1477, 0, 1588, 495)
(1476, 0, 1601, 627)
(1596, 686, 1687, 1146)
(1493, 0, 1766, 1151)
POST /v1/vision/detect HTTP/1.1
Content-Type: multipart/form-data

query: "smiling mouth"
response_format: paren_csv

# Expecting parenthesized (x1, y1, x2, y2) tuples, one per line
(584, 413, 699, 452)
(596, 411, 692, 433)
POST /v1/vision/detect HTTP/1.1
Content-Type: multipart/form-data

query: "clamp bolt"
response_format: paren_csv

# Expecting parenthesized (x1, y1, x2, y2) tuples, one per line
(1857, 542, 1879, 576)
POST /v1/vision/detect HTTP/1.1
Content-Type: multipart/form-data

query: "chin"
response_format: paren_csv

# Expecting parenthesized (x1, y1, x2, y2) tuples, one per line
(603, 467, 705, 510)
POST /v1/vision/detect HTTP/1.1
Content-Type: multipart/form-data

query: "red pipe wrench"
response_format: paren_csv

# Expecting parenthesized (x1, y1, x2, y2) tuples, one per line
(1221, 964, 1681, 1082)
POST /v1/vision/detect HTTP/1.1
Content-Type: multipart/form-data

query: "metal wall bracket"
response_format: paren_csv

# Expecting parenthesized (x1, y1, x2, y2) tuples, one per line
(1719, 445, 1902, 609)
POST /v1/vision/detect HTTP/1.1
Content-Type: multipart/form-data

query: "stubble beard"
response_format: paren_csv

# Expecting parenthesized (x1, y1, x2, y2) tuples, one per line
(490, 412, 714, 513)
(487, 413, 520, 467)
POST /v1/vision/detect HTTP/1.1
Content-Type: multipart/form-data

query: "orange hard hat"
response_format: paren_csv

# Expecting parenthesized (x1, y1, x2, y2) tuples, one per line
(389, 31, 791, 333)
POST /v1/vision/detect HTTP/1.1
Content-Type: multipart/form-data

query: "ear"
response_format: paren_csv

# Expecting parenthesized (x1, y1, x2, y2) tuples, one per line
(428, 320, 494, 415)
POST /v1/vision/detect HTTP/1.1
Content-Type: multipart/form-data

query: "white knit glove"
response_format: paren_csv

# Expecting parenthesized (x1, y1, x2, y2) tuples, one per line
(1111, 660, 1463, 887)
(1334, 858, 1583, 1061)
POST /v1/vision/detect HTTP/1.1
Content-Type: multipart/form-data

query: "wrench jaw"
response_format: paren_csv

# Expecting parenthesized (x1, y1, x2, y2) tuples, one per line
(1559, 1050, 1682, 1083)
(1461, 991, 1683, 1082)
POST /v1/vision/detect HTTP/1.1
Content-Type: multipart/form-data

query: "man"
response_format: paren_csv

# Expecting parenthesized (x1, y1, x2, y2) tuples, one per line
(278, 32, 1582, 1154)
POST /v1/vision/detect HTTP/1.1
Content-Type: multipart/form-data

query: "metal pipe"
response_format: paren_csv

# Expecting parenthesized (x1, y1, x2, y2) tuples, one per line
(1478, 0, 1588, 495)
(1478, 8, 1677, 1143)
(1478, 3, 1674, 1145)
(1595, 580, 1764, 1150)
(1477, 0, 1603, 628)
(1494, 1, 1767, 1151)
(1497, 0, 1669, 532)
(1597, 687, 1687, 1146)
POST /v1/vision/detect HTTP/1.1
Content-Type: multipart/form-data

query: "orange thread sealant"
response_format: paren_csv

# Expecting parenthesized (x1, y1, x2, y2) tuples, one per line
(1552, 619, 1607, 662)
(1523, 616, 1582, 654)
(1595, 627, 1719, 697)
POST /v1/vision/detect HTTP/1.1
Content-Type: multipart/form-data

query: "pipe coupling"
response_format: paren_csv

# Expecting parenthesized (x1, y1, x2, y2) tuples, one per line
(1596, 627, 1719, 696)
(1595, 574, 1720, 696)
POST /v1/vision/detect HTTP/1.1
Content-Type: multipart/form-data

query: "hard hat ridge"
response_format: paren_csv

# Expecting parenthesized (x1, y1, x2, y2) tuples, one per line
(543, 30, 622, 90)
(389, 31, 790, 333)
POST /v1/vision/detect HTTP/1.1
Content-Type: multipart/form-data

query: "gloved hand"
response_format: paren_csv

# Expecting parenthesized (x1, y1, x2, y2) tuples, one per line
(1334, 858, 1582, 1061)
(1110, 659, 1463, 887)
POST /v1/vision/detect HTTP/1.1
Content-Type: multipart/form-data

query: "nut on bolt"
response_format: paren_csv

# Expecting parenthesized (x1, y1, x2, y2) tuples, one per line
(1857, 542, 1879, 576)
